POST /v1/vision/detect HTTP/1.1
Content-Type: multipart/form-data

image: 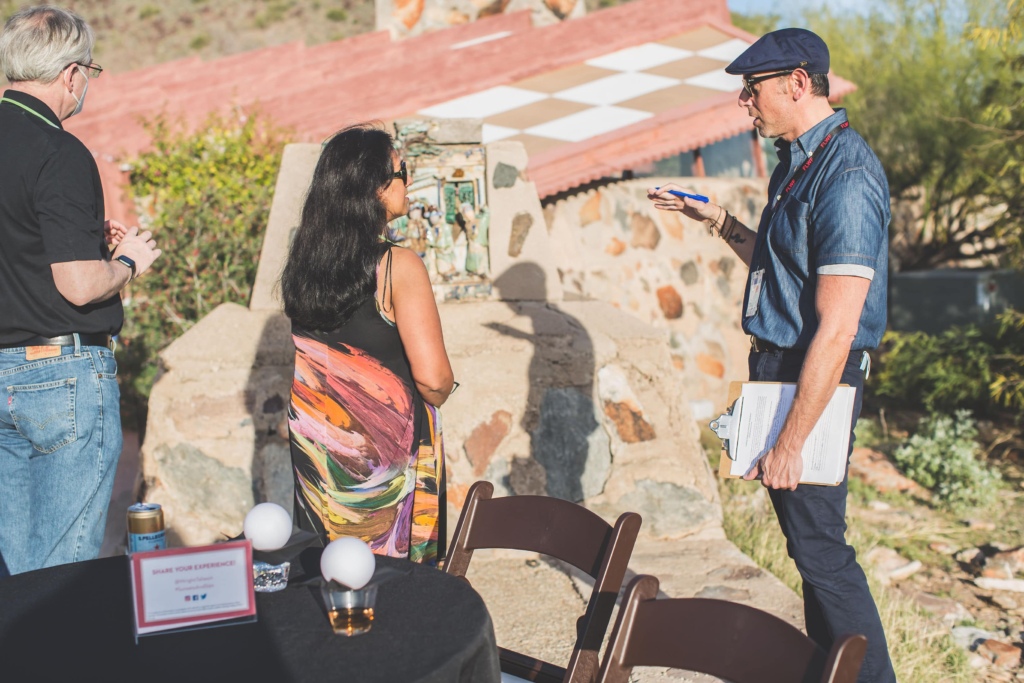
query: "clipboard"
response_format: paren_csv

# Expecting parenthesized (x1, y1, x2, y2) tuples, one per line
(709, 381, 856, 487)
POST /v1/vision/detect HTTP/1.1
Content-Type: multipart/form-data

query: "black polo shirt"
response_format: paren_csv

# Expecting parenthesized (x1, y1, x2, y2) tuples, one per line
(0, 90, 123, 345)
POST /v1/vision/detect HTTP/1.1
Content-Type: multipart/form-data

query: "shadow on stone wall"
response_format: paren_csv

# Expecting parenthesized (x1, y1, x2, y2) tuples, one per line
(138, 304, 294, 546)
(489, 263, 598, 502)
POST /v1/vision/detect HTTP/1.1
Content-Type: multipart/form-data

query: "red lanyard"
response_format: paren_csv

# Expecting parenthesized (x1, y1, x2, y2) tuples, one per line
(771, 120, 849, 212)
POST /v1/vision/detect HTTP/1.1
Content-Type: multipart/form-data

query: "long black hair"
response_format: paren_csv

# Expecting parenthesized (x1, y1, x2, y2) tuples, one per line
(281, 124, 396, 331)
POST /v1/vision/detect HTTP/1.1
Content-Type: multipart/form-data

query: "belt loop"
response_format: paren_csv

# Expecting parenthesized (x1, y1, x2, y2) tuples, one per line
(72, 332, 82, 356)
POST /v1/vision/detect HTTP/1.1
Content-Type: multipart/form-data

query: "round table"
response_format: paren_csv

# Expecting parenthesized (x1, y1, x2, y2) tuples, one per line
(0, 552, 500, 683)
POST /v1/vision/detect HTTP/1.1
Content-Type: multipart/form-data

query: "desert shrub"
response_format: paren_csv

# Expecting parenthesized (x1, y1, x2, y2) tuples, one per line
(894, 410, 1001, 509)
(119, 108, 288, 429)
(873, 309, 1024, 415)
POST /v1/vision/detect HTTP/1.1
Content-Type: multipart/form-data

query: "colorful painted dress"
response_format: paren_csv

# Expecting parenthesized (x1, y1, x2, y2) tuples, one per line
(287, 282, 444, 565)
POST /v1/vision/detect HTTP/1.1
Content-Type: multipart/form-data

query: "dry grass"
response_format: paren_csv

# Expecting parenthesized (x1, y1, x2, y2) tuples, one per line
(707, 426, 973, 683)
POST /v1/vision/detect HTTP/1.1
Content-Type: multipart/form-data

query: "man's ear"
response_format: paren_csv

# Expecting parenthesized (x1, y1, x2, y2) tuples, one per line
(62, 63, 77, 92)
(790, 69, 811, 101)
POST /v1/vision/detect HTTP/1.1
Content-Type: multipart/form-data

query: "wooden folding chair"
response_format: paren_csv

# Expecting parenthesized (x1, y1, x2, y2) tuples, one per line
(597, 575, 867, 683)
(445, 481, 642, 683)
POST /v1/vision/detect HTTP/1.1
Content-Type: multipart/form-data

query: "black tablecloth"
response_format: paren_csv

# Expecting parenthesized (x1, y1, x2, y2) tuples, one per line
(0, 553, 500, 683)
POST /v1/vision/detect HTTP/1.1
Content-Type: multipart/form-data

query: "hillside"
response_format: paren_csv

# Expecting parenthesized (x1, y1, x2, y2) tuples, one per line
(0, 0, 631, 77)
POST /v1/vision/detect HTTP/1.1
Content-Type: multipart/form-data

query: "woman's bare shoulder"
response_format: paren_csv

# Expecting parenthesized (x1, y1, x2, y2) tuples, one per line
(384, 245, 429, 276)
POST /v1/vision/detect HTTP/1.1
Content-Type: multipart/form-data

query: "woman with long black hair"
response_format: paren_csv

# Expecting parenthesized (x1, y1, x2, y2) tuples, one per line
(281, 124, 454, 565)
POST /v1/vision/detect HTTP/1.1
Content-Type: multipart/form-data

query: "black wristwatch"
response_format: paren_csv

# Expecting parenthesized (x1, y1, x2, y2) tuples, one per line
(114, 254, 136, 281)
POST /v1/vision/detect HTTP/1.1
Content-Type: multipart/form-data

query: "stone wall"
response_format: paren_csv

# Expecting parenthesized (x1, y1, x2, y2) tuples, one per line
(439, 297, 721, 539)
(138, 128, 753, 546)
(544, 177, 768, 419)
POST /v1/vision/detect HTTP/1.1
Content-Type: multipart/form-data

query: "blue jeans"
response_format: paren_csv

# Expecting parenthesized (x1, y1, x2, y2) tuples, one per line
(0, 340, 121, 575)
(749, 348, 896, 683)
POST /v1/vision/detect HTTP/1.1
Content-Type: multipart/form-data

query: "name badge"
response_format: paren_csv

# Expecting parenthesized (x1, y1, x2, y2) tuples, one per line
(130, 539, 256, 638)
(745, 269, 765, 318)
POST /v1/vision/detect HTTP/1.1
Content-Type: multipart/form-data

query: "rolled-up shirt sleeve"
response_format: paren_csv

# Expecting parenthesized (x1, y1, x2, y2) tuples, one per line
(811, 168, 888, 280)
(33, 139, 106, 264)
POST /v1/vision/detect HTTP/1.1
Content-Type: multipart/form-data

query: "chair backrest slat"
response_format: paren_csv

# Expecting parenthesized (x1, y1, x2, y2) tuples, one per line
(598, 576, 867, 683)
(463, 495, 616, 577)
(446, 481, 642, 683)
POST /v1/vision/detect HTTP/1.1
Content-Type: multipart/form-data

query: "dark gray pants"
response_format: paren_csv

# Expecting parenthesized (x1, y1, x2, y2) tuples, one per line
(749, 348, 896, 683)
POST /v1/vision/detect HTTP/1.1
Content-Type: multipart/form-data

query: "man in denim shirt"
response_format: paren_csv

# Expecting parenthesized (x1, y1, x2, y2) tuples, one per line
(650, 29, 895, 683)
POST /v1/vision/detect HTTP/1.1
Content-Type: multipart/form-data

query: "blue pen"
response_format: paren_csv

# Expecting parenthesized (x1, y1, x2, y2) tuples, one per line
(655, 187, 709, 203)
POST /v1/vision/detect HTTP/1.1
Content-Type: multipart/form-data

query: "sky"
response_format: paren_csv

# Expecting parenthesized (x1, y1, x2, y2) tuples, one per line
(726, 0, 869, 19)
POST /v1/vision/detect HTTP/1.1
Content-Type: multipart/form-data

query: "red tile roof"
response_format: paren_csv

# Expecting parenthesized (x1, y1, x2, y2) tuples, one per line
(64, 0, 855, 220)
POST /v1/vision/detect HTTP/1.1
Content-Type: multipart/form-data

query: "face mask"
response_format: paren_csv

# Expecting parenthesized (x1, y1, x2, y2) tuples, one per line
(69, 65, 88, 117)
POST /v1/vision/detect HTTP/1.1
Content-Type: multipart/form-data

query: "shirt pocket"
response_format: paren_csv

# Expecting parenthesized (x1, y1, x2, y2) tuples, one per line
(8, 378, 78, 454)
(769, 197, 810, 255)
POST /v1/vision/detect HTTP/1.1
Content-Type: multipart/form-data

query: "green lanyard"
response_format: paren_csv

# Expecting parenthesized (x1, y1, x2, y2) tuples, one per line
(0, 97, 59, 129)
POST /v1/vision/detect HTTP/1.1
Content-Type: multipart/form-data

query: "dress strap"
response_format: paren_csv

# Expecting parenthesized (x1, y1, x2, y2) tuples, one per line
(375, 246, 396, 326)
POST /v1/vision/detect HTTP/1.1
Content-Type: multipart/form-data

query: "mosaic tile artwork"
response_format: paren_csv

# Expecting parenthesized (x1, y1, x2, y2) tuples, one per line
(415, 27, 748, 158)
(387, 143, 491, 296)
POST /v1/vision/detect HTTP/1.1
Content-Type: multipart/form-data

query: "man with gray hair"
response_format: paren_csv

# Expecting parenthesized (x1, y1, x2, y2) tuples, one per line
(0, 5, 161, 575)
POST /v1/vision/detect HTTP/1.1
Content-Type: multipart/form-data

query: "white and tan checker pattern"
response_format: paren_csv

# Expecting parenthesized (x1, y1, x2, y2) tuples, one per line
(417, 26, 749, 157)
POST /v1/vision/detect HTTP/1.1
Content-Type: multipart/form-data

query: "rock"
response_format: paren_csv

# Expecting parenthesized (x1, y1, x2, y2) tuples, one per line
(992, 594, 1020, 611)
(864, 547, 922, 585)
(967, 519, 998, 531)
(908, 592, 972, 624)
(656, 285, 683, 319)
(661, 211, 684, 240)
(531, 387, 610, 502)
(602, 401, 656, 443)
(464, 410, 513, 476)
(957, 547, 986, 566)
(695, 353, 725, 378)
(868, 500, 892, 511)
(679, 261, 699, 285)
(696, 585, 751, 601)
(598, 480, 718, 538)
(492, 162, 520, 189)
(605, 237, 626, 256)
(968, 653, 990, 669)
(977, 640, 1022, 668)
(977, 578, 1024, 593)
(508, 455, 547, 496)
(597, 365, 656, 444)
(579, 192, 602, 225)
(628, 212, 660, 250)
(508, 212, 533, 258)
(848, 448, 921, 494)
(987, 547, 1024, 577)
(952, 625, 1004, 651)
(543, 0, 577, 19)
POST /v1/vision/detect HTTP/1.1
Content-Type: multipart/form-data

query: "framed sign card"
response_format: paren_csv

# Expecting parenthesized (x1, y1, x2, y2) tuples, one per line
(130, 540, 256, 638)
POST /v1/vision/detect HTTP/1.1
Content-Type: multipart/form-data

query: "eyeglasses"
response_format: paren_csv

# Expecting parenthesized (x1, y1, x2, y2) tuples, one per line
(390, 160, 407, 186)
(68, 62, 103, 78)
(741, 70, 794, 98)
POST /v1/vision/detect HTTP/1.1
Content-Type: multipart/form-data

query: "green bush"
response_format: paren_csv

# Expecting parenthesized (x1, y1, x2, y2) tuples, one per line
(873, 309, 1024, 415)
(894, 410, 1001, 509)
(120, 109, 288, 429)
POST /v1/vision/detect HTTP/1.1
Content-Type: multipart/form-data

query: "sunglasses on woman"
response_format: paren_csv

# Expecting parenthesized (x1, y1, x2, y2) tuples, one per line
(391, 160, 408, 186)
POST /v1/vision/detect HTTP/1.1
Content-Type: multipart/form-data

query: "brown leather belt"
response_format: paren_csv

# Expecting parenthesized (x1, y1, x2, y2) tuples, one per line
(0, 333, 113, 350)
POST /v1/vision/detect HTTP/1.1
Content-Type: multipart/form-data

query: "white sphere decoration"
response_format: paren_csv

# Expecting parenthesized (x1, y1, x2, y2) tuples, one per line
(242, 503, 293, 551)
(320, 537, 376, 590)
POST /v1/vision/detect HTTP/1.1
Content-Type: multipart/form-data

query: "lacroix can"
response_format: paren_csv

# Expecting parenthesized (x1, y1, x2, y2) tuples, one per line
(127, 503, 166, 553)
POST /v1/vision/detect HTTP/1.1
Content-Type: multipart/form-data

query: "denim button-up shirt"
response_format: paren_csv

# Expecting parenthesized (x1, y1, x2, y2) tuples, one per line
(741, 109, 890, 350)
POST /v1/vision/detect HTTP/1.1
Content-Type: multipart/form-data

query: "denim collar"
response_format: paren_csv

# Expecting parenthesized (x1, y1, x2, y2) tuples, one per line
(774, 108, 848, 164)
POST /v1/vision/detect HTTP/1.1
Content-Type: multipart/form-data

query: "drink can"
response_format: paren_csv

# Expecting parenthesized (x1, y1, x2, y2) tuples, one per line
(127, 502, 166, 553)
